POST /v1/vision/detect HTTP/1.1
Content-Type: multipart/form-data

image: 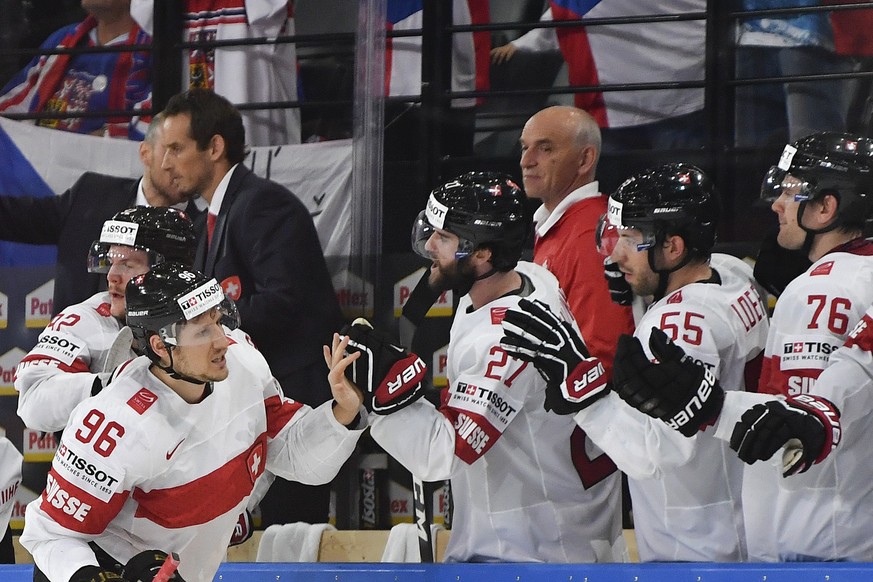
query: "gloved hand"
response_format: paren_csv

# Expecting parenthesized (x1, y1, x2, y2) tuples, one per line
(500, 298, 608, 415)
(123, 550, 183, 582)
(228, 510, 253, 546)
(340, 319, 427, 414)
(604, 257, 633, 306)
(612, 327, 724, 437)
(70, 566, 124, 582)
(730, 393, 841, 477)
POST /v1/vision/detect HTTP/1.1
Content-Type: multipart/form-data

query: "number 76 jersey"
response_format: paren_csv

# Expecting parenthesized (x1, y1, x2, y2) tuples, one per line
(759, 239, 873, 397)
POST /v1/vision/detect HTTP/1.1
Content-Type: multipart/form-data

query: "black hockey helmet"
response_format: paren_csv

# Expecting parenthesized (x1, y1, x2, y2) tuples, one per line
(126, 262, 239, 364)
(411, 171, 530, 271)
(761, 132, 873, 233)
(87, 206, 197, 273)
(606, 162, 719, 257)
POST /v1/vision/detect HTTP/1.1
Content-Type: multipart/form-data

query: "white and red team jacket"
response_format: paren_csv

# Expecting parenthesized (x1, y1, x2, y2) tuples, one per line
(131, 0, 300, 146)
(574, 258, 769, 561)
(712, 238, 873, 561)
(15, 292, 129, 433)
(20, 339, 365, 582)
(370, 262, 624, 563)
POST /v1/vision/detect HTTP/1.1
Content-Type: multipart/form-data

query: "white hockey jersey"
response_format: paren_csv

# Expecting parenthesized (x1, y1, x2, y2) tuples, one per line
(20, 339, 365, 582)
(713, 238, 873, 561)
(576, 261, 768, 561)
(15, 292, 129, 433)
(758, 239, 873, 397)
(131, 0, 300, 146)
(370, 262, 623, 563)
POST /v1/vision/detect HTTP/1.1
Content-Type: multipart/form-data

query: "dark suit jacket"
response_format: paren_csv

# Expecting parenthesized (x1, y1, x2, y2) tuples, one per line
(195, 165, 344, 404)
(0, 171, 203, 314)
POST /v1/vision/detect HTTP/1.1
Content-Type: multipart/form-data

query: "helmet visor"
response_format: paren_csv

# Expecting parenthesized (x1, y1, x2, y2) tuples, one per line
(87, 242, 158, 275)
(159, 297, 240, 348)
(760, 167, 813, 204)
(595, 213, 621, 257)
(411, 210, 476, 261)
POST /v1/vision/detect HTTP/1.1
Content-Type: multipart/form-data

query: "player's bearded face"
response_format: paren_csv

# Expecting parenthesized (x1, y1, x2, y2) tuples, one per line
(428, 256, 476, 295)
(168, 310, 230, 383)
(612, 231, 659, 297)
(423, 230, 477, 294)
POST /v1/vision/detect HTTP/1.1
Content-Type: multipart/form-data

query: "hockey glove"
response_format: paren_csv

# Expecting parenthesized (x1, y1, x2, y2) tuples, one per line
(604, 258, 633, 306)
(228, 510, 253, 546)
(123, 550, 183, 582)
(69, 567, 124, 582)
(500, 298, 609, 415)
(340, 318, 427, 415)
(729, 394, 841, 477)
(612, 327, 725, 437)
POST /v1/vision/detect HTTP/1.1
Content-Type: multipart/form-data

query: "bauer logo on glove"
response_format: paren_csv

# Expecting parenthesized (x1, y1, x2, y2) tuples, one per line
(340, 318, 427, 414)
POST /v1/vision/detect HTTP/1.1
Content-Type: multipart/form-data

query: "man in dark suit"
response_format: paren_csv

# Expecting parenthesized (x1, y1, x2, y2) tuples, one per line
(160, 88, 345, 526)
(0, 114, 204, 314)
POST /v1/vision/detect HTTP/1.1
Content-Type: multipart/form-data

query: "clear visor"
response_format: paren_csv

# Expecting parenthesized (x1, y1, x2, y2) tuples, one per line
(595, 213, 620, 256)
(87, 242, 160, 274)
(410, 210, 475, 261)
(159, 299, 240, 348)
(761, 167, 812, 203)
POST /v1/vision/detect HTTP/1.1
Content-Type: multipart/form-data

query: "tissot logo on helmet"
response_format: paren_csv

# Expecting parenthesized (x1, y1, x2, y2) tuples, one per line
(99, 221, 140, 246)
(177, 280, 224, 320)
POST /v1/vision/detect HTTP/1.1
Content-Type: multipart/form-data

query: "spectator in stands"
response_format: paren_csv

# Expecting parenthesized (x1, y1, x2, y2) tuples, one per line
(824, 0, 873, 134)
(734, 0, 858, 147)
(130, 0, 301, 146)
(491, 1, 707, 151)
(0, 113, 204, 315)
(159, 88, 344, 526)
(519, 105, 634, 378)
(0, 0, 152, 140)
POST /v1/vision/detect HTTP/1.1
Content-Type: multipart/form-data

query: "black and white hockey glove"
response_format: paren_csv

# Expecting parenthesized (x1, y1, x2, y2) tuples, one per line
(500, 298, 608, 415)
(612, 327, 725, 437)
(340, 318, 427, 415)
(604, 257, 633, 306)
(123, 550, 183, 582)
(730, 394, 841, 477)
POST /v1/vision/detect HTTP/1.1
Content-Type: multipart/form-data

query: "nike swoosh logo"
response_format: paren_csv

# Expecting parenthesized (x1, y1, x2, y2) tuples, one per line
(166, 439, 185, 460)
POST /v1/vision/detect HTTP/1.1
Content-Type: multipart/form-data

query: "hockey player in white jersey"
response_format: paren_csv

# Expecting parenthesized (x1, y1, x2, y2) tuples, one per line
(21, 263, 366, 582)
(327, 172, 624, 563)
(15, 207, 197, 434)
(604, 133, 873, 561)
(501, 163, 768, 561)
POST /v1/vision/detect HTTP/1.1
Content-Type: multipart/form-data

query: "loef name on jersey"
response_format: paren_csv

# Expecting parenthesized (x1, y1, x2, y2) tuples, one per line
(729, 287, 767, 333)
(44, 473, 91, 522)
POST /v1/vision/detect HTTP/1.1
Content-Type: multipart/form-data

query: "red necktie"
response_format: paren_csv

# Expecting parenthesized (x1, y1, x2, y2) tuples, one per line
(207, 213, 216, 246)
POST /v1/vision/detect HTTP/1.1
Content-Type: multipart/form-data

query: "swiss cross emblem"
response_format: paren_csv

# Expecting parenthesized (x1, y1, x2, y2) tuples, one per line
(221, 276, 242, 301)
(246, 442, 265, 483)
(846, 140, 858, 152)
(677, 172, 691, 185)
